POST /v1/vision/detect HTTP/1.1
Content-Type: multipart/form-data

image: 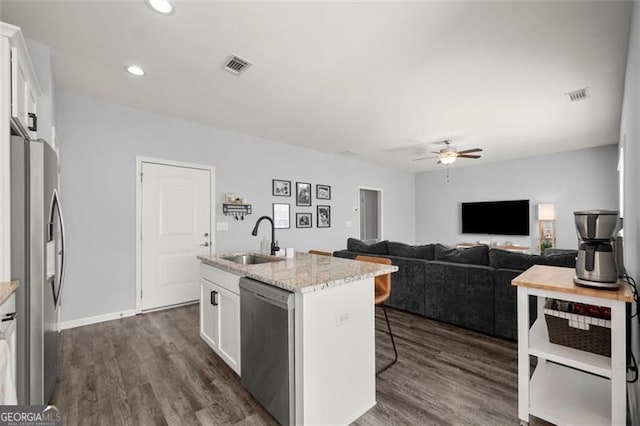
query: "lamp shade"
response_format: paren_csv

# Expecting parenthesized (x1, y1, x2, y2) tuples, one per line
(538, 204, 555, 221)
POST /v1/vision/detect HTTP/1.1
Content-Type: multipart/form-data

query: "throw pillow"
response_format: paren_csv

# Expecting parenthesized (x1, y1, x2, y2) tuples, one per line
(489, 249, 539, 270)
(435, 245, 490, 266)
(433, 243, 453, 258)
(346, 238, 389, 255)
(537, 251, 578, 268)
(387, 242, 435, 260)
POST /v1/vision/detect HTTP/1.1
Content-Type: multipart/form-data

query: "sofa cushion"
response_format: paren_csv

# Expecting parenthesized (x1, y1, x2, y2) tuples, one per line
(346, 238, 389, 255)
(537, 251, 578, 268)
(433, 243, 452, 258)
(435, 245, 490, 266)
(489, 249, 540, 270)
(387, 242, 435, 260)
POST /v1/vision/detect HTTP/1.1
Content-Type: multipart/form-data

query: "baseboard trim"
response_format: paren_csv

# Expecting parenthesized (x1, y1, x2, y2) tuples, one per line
(60, 309, 137, 330)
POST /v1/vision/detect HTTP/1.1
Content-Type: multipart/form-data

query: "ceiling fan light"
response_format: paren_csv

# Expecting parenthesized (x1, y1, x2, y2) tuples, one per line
(440, 155, 456, 165)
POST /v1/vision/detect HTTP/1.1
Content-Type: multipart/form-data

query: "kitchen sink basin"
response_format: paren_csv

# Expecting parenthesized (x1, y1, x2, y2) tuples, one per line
(221, 254, 285, 265)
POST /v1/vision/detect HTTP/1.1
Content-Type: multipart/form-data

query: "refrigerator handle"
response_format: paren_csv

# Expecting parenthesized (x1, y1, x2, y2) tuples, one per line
(48, 189, 66, 308)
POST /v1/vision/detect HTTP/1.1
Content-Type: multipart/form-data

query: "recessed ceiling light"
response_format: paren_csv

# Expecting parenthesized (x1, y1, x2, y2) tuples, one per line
(145, 0, 174, 15)
(125, 65, 146, 77)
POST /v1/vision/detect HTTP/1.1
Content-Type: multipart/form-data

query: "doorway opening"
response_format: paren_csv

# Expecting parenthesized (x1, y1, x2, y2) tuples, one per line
(359, 187, 382, 243)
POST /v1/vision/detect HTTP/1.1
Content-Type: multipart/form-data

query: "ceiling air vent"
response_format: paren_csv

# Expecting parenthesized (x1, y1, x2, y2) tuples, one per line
(223, 54, 252, 75)
(565, 87, 589, 102)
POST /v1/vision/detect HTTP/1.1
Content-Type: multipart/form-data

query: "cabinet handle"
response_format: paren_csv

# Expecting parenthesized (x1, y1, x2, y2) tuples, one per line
(28, 113, 37, 132)
(2, 312, 16, 322)
(210, 290, 218, 306)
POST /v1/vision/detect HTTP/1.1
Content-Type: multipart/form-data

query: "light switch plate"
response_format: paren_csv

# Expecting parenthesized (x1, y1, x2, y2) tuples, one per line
(216, 222, 229, 231)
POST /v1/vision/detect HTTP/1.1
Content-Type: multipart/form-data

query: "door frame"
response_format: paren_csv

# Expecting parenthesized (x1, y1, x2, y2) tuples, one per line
(358, 186, 383, 242)
(135, 156, 215, 314)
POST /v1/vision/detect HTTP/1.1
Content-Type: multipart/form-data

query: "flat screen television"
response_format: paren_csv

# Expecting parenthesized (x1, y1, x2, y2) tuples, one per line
(461, 199, 530, 236)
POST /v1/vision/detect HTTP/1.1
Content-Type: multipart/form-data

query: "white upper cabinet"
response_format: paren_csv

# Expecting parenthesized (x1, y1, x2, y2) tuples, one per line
(1, 23, 41, 139)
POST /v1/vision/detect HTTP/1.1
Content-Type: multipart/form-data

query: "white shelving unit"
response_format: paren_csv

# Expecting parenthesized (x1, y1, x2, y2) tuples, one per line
(512, 265, 633, 426)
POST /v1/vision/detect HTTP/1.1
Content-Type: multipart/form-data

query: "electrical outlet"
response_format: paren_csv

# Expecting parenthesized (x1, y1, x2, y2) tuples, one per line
(346, 221, 352, 228)
(336, 311, 350, 326)
(216, 222, 229, 231)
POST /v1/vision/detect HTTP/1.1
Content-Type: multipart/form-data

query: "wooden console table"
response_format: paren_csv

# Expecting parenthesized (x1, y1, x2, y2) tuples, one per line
(512, 265, 633, 425)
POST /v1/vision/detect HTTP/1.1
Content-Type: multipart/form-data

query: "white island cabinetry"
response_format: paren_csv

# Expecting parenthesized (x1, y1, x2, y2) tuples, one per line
(199, 263, 240, 375)
(198, 252, 397, 425)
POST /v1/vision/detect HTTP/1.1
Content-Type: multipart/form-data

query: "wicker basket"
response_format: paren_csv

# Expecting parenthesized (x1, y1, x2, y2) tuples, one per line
(543, 299, 611, 357)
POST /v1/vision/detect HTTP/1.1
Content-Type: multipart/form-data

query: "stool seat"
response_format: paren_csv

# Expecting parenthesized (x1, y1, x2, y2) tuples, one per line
(308, 250, 332, 256)
(355, 255, 397, 375)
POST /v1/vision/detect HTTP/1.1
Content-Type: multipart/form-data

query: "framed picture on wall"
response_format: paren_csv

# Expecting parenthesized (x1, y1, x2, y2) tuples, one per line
(316, 184, 331, 200)
(296, 213, 312, 228)
(273, 203, 290, 229)
(317, 205, 330, 228)
(296, 182, 312, 206)
(272, 179, 291, 197)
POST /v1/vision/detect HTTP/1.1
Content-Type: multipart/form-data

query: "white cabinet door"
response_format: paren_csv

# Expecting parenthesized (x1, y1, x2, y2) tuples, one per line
(200, 279, 219, 349)
(217, 284, 240, 374)
(10, 47, 37, 138)
(200, 277, 241, 375)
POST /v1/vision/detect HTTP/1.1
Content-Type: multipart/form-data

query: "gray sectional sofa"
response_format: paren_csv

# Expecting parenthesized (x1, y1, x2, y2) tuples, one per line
(333, 239, 577, 340)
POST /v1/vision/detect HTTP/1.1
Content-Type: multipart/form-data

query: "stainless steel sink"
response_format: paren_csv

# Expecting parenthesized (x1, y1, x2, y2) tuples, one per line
(221, 254, 285, 265)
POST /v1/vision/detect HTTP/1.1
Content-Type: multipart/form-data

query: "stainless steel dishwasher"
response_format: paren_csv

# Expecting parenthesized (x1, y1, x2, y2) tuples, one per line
(239, 277, 295, 425)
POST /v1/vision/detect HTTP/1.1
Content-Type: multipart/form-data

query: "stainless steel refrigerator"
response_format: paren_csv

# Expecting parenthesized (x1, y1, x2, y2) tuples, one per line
(10, 134, 65, 405)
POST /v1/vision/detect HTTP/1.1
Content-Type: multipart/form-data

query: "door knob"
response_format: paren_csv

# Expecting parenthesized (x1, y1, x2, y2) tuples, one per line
(201, 242, 210, 247)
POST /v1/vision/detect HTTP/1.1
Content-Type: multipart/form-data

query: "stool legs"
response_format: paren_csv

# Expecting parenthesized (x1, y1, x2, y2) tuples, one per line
(377, 304, 398, 375)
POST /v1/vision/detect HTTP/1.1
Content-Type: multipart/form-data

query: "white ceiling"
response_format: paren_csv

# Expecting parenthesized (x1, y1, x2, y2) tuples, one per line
(0, 1, 632, 172)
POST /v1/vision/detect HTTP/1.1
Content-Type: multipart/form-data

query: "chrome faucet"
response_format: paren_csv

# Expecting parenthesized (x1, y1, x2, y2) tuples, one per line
(251, 216, 279, 255)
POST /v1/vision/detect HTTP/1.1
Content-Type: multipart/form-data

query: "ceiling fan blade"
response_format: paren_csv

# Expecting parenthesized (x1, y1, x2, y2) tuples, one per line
(456, 154, 481, 159)
(457, 148, 483, 155)
(412, 155, 438, 162)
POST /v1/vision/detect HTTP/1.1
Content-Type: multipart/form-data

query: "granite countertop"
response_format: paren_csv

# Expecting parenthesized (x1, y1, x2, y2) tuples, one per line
(198, 252, 398, 293)
(0, 280, 19, 305)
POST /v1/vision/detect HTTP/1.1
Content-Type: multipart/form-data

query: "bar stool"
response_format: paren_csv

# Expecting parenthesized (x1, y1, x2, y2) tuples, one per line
(355, 255, 398, 375)
(308, 250, 332, 256)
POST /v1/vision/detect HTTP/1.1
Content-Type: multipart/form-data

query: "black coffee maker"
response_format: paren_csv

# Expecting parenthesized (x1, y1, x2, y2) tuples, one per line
(573, 210, 621, 289)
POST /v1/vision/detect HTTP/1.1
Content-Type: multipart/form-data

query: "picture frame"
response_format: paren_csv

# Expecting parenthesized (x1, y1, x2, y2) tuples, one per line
(316, 184, 331, 200)
(272, 179, 291, 197)
(296, 213, 312, 229)
(317, 205, 331, 228)
(296, 182, 312, 207)
(272, 203, 290, 229)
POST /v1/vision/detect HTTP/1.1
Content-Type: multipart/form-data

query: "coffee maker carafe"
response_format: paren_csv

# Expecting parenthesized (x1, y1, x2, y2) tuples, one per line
(573, 210, 620, 289)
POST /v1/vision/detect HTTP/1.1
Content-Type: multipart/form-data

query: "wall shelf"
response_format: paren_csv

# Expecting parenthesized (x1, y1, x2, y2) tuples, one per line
(223, 203, 252, 220)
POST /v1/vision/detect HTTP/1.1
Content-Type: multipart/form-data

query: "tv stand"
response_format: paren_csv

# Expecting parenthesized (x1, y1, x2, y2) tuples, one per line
(456, 243, 529, 253)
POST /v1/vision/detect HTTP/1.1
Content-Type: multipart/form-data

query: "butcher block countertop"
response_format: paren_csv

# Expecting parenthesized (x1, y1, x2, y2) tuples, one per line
(512, 265, 633, 302)
(0, 280, 19, 305)
(198, 252, 398, 293)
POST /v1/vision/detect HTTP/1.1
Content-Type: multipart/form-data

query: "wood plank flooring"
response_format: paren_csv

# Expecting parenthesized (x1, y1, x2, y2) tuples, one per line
(51, 304, 545, 425)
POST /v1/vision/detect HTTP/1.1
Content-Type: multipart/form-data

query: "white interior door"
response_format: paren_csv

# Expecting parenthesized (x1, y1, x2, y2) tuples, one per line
(141, 162, 212, 311)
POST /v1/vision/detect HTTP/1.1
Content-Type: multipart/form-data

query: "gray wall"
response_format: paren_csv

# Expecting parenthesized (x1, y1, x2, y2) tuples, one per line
(415, 145, 619, 251)
(619, 1, 639, 421)
(55, 91, 416, 322)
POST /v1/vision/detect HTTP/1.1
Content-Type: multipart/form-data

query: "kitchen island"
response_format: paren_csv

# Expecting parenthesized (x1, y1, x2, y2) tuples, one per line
(197, 252, 397, 425)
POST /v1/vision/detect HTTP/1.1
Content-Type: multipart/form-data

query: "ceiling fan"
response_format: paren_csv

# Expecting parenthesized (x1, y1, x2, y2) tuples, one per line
(412, 140, 483, 164)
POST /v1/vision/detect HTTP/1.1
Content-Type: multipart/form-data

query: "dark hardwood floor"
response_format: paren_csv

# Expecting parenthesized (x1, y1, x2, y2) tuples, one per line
(51, 304, 546, 425)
